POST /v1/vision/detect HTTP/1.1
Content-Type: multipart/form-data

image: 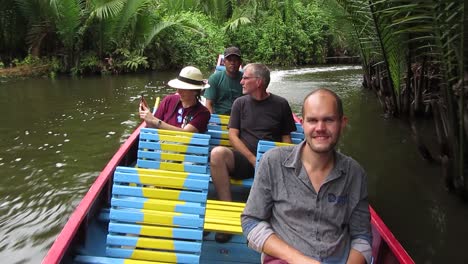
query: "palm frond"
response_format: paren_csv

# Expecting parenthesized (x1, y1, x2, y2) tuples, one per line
(49, 0, 83, 49)
(88, 0, 126, 20)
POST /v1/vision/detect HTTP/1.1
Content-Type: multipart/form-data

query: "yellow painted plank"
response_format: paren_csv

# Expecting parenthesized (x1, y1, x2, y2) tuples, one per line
(142, 198, 182, 212)
(141, 187, 182, 200)
(205, 209, 241, 219)
(136, 168, 190, 179)
(204, 216, 240, 226)
(139, 224, 174, 238)
(123, 258, 170, 264)
(157, 134, 194, 144)
(151, 129, 198, 138)
(136, 237, 175, 250)
(204, 222, 242, 234)
(159, 143, 189, 153)
(139, 175, 187, 189)
(159, 162, 185, 172)
(207, 199, 246, 208)
(130, 249, 178, 263)
(205, 205, 244, 214)
(141, 210, 182, 226)
(159, 152, 189, 162)
(273, 142, 294, 147)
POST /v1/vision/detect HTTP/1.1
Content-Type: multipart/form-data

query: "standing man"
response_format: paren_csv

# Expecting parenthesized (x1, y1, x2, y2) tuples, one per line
(211, 63, 297, 243)
(241, 89, 372, 264)
(204, 46, 243, 115)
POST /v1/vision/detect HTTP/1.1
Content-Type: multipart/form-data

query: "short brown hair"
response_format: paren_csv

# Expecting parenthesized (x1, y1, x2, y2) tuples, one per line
(301, 88, 343, 118)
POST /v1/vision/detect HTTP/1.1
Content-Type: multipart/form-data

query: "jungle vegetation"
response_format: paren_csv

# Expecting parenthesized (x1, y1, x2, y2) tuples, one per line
(335, 0, 467, 198)
(1, 0, 466, 197)
(0, 0, 351, 75)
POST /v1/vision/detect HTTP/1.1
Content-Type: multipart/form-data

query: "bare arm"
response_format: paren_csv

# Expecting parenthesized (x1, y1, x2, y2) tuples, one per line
(263, 234, 320, 264)
(205, 99, 214, 114)
(228, 128, 256, 166)
(281, 134, 292, 143)
(139, 104, 200, 133)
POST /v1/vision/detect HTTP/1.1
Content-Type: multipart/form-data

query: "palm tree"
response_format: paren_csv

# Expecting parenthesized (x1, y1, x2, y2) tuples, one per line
(334, 0, 467, 197)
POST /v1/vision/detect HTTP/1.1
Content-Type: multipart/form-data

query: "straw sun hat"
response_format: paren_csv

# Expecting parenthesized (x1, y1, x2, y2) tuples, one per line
(168, 66, 210, 90)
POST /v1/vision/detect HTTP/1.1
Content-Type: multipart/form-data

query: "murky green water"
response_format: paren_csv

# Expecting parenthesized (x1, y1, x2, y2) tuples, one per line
(0, 66, 466, 263)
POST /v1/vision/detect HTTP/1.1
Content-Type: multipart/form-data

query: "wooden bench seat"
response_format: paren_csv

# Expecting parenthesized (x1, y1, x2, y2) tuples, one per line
(77, 128, 212, 264)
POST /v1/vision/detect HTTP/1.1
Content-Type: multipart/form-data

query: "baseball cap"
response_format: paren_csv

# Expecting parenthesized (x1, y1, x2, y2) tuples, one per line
(224, 47, 241, 58)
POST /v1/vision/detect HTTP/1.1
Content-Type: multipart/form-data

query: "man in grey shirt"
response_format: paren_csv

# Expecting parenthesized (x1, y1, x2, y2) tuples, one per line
(241, 88, 372, 264)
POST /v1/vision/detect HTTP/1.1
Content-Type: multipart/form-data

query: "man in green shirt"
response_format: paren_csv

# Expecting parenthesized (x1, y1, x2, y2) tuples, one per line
(205, 47, 243, 115)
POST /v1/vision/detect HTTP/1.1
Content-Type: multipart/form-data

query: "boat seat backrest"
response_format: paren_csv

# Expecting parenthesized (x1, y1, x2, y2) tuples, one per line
(207, 113, 230, 131)
(255, 140, 295, 168)
(105, 128, 211, 263)
(137, 128, 211, 174)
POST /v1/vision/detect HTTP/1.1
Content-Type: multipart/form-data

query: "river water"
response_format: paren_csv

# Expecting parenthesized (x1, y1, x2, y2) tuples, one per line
(0, 66, 466, 263)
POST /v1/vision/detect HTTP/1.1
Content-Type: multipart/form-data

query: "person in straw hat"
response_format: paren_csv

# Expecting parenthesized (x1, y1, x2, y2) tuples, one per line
(139, 66, 211, 133)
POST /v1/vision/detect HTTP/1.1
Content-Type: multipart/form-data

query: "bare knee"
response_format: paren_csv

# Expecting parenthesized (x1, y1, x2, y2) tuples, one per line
(210, 146, 232, 166)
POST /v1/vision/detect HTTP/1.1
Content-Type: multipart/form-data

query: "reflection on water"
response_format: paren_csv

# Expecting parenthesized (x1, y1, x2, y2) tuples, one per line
(0, 67, 467, 263)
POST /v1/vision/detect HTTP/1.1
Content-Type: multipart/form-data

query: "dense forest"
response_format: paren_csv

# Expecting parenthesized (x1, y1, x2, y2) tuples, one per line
(0, 0, 354, 76)
(1, 0, 466, 197)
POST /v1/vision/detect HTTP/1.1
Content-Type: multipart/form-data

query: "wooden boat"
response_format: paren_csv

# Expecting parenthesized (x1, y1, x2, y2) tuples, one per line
(43, 59, 415, 264)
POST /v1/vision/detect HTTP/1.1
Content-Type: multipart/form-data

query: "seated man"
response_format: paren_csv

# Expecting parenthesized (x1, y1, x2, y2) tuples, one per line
(139, 66, 211, 133)
(241, 89, 372, 264)
(210, 63, 297, 243)
(205, 46, 243, 115)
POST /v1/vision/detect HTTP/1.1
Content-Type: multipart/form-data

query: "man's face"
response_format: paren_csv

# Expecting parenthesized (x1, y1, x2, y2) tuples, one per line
(224, 55, 241, 75)
(239, 68, 260, 95)
(301, 92, 347, 154)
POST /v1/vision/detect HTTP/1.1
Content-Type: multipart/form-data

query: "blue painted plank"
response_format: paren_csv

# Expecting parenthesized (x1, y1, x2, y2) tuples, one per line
(115, 166, 210, 181)
(136, 159, 208, 174)
(141, 127, 211, 139)
(295, 123, 304, 133)
(112, 185, 208, 203)
(111, 197, 206, 215)
(107, 234, 202, 253)
(108, 222, 203, 240)
(137, 150, 209, 164)
(74, 255, 125, 264)
(113, 171, 209, 191)
(138, 141, 209, 155)
(109, 208, 204, 228)
(106, 247, 200, 263)
(292, 138, 302, 144)
(291, 131, 305, 139)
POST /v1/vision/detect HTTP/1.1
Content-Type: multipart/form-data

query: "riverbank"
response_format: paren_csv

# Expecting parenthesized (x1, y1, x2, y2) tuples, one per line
(0, 65, 52, 79)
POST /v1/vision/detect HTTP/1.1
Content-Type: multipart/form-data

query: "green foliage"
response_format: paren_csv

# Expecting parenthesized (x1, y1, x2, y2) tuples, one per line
(150, 11, 224, 70)
(226, 1, 331, 65)
(14, 54, 41, 66)
(1, 0, 352, 72)
(118, 49, 149, 72)
(71, 52, 101, 75)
